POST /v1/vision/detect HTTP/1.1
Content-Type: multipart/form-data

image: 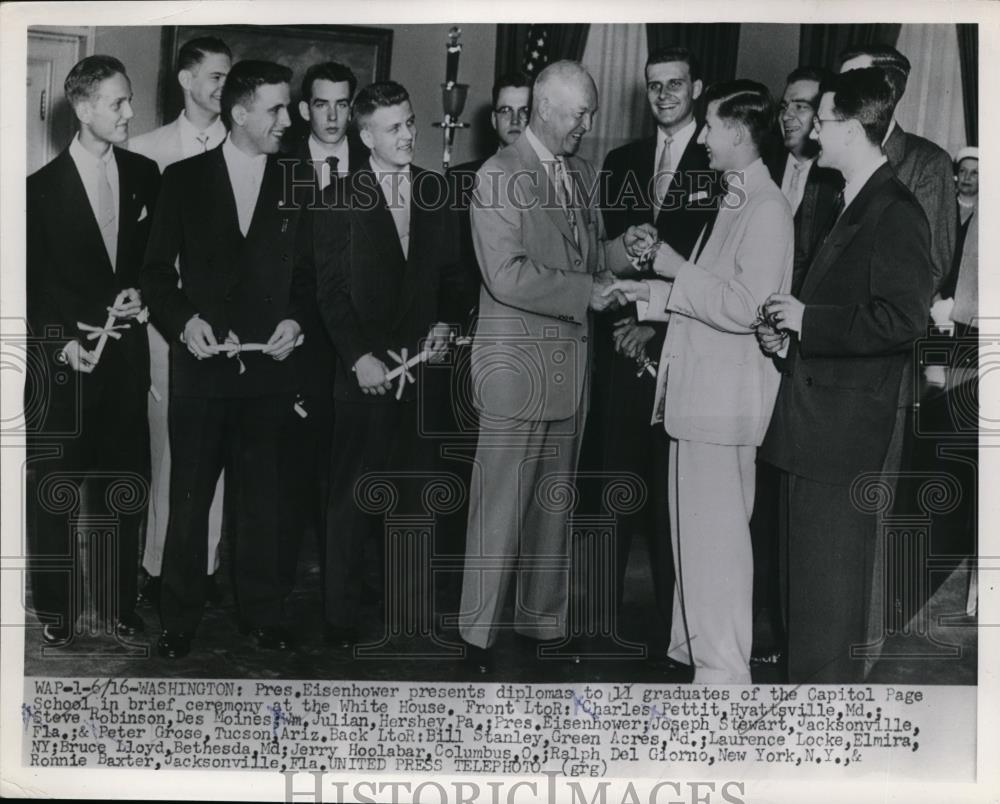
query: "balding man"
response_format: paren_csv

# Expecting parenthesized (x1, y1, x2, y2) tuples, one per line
(457, 61, 653, 671)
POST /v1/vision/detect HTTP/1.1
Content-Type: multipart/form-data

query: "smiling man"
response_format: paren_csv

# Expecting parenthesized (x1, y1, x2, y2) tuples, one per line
(26, 55, 160, 646)
(128, 36, 232, 612)
(608, 79, 794, 684)
(141, 60, 311, 659)
(312, 81, 469, 650)
(457, 61, 653, 673)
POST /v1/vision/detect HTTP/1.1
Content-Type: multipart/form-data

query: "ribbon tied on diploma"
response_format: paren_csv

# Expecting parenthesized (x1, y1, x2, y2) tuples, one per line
(385, 334, 472, 400)
(207, 332, 306, 375)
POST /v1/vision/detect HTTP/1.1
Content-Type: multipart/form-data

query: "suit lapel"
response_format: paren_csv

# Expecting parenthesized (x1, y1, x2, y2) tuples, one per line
(799, 164, 893, 299)
(114, 148, 138, 274)
(514, 135, 579, 251)
(58, 149, 115, 277)
(655, 126, 709, 227)
(353, 166, 407, 267)
(394, 166, 426, 326)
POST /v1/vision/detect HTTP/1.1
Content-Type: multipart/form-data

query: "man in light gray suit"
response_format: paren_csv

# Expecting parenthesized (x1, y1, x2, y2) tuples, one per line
(458, 61, 653, 672)
(127, 36, 231, 607)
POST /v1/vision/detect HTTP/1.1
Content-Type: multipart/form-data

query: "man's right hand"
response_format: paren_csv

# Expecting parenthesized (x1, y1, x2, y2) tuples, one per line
(353, 353, 392, 395)
(755, 323, 788, 356)
(590, 272, 625, 311)
(182, 316, 218, 359)
(61, 340, 97, 373)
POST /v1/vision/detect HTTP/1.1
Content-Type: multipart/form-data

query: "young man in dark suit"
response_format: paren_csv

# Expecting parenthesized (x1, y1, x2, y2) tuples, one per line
(26, 55, 160, 645)
(276, 62, 368, 598)
(586, 46, 719, 644)
(313, 81, 468, 648)
(141, 60, 313, 658)
(758, 68, 934, 683)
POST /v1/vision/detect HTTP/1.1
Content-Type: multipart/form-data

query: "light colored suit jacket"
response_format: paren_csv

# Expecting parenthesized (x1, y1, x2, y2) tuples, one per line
(128, 115, 185, 172)
(470, 133, 630, 422)
(639, 158, 793, 447)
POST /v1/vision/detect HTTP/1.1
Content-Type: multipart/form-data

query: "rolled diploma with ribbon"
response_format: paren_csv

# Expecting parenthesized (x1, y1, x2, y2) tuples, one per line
(207, 333, 306, 374)
(384, 334, 472, 400)
(76, 288, 149, 364)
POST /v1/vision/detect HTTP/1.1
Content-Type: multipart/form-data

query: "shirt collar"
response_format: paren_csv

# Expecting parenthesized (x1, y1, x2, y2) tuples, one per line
(882, 118, 897, 148)
(223, 134, 267, 168)
(656, 117, 697, 154)
(178, 111, 225, 143)
(69, 133, 115, 167)
(787, 152, 815, 169)
(525, 125, 558, 164)
(369, 156, 410, 180)
(309, 133, 349, 161)
(722, 157, 769, 198)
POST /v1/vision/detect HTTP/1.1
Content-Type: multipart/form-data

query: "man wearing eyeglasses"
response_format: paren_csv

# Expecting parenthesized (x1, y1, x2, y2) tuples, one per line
(757, 68, 934, 683)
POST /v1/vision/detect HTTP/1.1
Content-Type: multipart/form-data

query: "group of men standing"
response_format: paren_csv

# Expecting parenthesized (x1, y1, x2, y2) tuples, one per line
(25, 32, 959, 685)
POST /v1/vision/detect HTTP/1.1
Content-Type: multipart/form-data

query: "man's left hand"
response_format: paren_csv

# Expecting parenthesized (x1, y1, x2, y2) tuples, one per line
(426, 322, 452, 363)
(623, 223, 658, 259)
(650, 243, 685, 279)
(263, 319, 302, 361)
(763, 293, 805, 335)
(109, 288, 143, 319)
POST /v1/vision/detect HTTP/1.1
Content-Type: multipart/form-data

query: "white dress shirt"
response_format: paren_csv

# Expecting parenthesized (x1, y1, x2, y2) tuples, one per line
(69, 134, 119, 238)
(371, 157, 411, 257)
(177, 111, 227, 159)
(780, 153, 815, 214)
(222, 136, 267, 237)
(308, 134, 350, 191)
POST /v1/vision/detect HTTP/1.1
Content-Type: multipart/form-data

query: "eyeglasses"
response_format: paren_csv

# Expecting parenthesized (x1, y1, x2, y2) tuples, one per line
(495, 106, 529, 121)
(812, 117, 848, 131)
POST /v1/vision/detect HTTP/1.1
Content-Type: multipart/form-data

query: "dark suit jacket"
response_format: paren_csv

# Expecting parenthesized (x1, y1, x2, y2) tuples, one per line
(26, 146, 160, 415)
(759, 164, 934, 486)
(313, 164, 467, 404)
(282, 134, 370, 208)
(883, 124, 956, 294)
(766, 152, 843, 294)
(140, 146, 312, 398)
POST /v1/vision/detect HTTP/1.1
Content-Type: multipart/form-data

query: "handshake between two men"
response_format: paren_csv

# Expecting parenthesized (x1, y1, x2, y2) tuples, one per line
(599, 222, 804, 354)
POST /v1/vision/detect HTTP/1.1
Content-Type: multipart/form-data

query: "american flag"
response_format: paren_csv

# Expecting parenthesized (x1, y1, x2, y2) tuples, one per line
(522, 26, 550, 75)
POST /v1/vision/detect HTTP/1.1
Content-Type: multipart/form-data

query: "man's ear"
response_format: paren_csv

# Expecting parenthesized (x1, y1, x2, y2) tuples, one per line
(691, 79, 704, 101)
(178, 69, 193, 93)
(73, 100, 92, 126)
(732, 121, 746, 147)
(298, 100, 311, 124)
(359, 125, 373, 150)
(231, 103, 248, 127)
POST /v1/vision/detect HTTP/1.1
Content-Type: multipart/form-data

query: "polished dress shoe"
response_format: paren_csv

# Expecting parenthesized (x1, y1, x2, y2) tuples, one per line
(136, 574, 161, 608)
(42, 623, 72, 646)
(323, 624, 358, 649)
(241, 625, 293, 651)
(115, 611, 146, 638)
(157, 630, 192, 659)
(464, 642, 494, 675)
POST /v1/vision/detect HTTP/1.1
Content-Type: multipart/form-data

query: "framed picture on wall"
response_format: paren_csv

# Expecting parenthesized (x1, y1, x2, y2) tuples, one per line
(158, 23, 393, 123)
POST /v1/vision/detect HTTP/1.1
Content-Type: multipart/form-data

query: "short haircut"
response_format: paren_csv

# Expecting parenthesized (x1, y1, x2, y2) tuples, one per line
(220, 60, 292, 129)
(301, 61, 358, 102)
(786, 65, 830, 87)
(821, 67, 895, 146)
(353, 81, 410, 128)
(64, 55, 127, 107)
(491, 71, 531, 108)
(837, 43, 910, 105)
(703, 79, 774, 150)
(645, 46, 702, 84)
(177, 36, 232, 73)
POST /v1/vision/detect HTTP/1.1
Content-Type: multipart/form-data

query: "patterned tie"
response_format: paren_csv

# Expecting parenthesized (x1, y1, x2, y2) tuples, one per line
(553, 156, 579, 246)
(653, 135, 674, 217)
(97, 157, 117, 270)
(786, 160, 805, 210)
(196, 132, 210, 152)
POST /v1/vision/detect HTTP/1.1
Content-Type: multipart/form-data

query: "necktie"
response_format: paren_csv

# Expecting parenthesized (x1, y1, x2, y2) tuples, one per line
(196, 132, 210, 152)
(323, 155, 340, 191)
(653, 135, 674, 216)
(786, 160, 804, 210)
(97, 157, 117, 269)
(326, 155, 340, 175)
(387, 174, 410, 258)
(553, 156, 579, 246)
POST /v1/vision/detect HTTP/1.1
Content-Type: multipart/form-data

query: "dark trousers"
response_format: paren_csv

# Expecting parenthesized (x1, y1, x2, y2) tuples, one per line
(160, 394, 291, 633)
(277, 386, 334, 596)
(779, 471, 876, 683)
(325, 399, 433, 628)
(27, 378, 149, 627)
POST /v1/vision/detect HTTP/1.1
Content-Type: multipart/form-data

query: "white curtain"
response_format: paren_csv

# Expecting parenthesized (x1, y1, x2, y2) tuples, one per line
(579, 23, 651, 167)
(894, 23, 967, 157)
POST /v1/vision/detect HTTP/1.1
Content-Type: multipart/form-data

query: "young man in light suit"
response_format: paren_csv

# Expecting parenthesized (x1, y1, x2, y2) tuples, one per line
(458, 61, 653, 672)
(610, 80, 794, 684)
(128, 36, 232, 608)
